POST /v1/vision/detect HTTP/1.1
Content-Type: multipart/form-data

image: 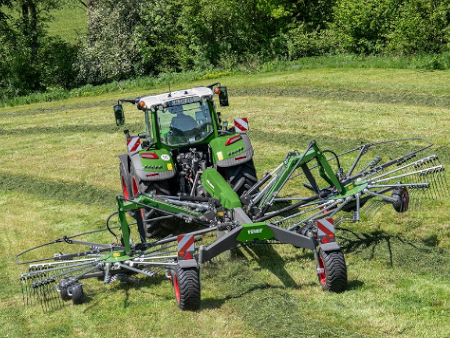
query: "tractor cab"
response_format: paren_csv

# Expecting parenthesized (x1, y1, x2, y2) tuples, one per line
(115, 85, 229, 149)
(146, 93, 215, 147)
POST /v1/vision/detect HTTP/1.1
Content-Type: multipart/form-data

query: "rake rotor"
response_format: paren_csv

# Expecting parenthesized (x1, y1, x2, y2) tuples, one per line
(251, 138, 447, 229)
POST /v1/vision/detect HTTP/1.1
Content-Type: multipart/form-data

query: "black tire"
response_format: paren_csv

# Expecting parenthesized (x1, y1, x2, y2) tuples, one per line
(120, 162, 132, 201)
(317, 249, 347, 293)
(58, 279, 70, 301)
(392, 187, 409, 213)
(69, 282, 84, 305)
(120, 161, 135, 218)
(221, 160, 258, 197)
(172, 264, 201, 311)
(130, 164, 175, 236)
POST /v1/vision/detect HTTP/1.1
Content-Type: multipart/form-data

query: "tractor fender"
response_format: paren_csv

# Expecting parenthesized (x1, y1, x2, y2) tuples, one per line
(210, 133, 254, 168)
(319, 242, 341, 252)
(129, 150, 176, 182)
(178, 259, 198, 269)
(118, 154, 130, 173)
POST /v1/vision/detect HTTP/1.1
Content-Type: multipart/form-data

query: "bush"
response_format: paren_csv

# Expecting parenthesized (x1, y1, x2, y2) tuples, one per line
(74, 0, 145, 85)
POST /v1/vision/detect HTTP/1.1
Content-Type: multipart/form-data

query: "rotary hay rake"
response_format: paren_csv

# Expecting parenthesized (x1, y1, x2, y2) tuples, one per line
(17, 137, 447, 311)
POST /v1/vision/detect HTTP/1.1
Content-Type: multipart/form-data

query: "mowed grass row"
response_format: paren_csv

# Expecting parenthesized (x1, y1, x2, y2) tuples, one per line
(1, 67, 450, 338)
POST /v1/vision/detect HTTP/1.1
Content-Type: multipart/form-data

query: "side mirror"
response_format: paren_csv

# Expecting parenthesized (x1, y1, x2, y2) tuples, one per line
(114, 104, 125, 126)
(217, 86, 229, 107)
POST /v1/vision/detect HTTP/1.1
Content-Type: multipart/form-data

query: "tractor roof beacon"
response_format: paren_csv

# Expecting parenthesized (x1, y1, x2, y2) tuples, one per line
(114, 83, 258, 238)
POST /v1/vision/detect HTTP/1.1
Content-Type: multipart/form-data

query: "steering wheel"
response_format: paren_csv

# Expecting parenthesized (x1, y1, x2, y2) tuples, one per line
(170, 126, 184, 136)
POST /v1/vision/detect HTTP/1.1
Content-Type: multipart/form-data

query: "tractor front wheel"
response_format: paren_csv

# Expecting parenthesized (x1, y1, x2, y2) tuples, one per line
(317, 248, 347, 293)
(171, 264, 201, 311)
(221, 160, 258, 197)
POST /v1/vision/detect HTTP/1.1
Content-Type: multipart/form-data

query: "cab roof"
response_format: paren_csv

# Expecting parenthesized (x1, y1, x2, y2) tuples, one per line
(138, 86, 213, 111)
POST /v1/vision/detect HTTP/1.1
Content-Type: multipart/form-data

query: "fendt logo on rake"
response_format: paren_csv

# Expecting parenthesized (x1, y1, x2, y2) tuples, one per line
(16, 84, 448, 312)
(248, 228, 263, 235)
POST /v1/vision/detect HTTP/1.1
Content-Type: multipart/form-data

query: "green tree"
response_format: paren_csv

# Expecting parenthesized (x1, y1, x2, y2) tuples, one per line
(75, 0, 144, 84)
(135, 0, 191, 74)
(0, 0, 77, 97)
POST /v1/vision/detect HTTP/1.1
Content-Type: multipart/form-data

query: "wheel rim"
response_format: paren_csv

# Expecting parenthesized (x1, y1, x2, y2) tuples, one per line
(173, 274, 180, 303)
(121, 175, 130, 199)
(318, 256, 327, 285)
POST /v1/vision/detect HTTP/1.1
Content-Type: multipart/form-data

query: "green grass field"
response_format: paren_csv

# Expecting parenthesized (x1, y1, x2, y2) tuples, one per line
(47, 1, 87, 44)
(2, 66, 450, 338)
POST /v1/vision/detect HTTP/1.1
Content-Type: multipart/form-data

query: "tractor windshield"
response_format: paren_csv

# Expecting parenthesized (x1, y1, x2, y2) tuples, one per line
(156, 101, 213, 147)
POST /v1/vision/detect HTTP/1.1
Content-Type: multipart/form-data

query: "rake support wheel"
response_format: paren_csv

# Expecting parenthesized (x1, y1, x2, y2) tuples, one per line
(58, 279, 71, 301)
(172, 264, 201, 311)
(317, 249, 347, 293)
(70, 282, 84, 305)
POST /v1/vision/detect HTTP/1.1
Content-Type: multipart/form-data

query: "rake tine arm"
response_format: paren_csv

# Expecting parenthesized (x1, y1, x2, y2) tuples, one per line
(254, 194, 320, 222)
(367, 183, 430, 189)
(347, 144, 369, 177)
(370, 165, 444, 184)
(287, 199, 342, 230)
(271, 200, 331, 225)
(369, 155, 438, 181)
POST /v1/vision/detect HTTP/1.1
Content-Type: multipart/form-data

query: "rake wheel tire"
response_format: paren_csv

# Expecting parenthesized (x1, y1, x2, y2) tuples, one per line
(317, 249, 347, 293)
(172, 265, 201, 311)
(59, 279, 71, 301)
(392, 187, 409, 213)
(70, 282, 84, 305)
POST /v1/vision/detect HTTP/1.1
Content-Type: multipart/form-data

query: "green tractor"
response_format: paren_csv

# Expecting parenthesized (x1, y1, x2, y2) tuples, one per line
(17, 84, 446, 310)
(114, 84, 257, 237)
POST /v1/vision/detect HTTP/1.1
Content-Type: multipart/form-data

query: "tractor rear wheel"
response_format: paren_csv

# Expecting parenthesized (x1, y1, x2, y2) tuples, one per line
(172, 264, 201, 311)
(120, 162, 135, 218)
(317, 249, 347, 293)
(130, 164, 175, 236)
(120, 162, 132, 201)
(221, 160, 258, 197)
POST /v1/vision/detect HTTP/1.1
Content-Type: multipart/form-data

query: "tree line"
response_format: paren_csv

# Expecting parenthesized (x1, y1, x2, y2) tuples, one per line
(1, 0, 450, 99)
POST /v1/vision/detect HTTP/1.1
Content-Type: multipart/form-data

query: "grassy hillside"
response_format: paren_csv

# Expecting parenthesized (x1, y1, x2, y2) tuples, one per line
(47, 1, 87, 44)
(2, 66, 450, 338)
